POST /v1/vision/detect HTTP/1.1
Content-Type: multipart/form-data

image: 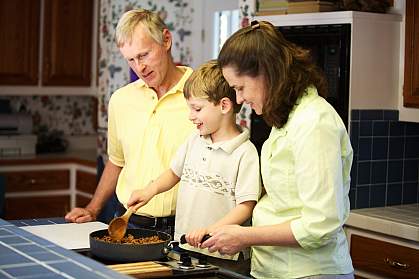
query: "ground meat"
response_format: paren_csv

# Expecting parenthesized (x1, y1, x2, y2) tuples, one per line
(95, 234, 164, 245)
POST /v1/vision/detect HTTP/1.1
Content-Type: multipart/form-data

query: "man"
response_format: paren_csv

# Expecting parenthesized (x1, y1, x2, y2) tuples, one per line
(65, 9, 194, 236)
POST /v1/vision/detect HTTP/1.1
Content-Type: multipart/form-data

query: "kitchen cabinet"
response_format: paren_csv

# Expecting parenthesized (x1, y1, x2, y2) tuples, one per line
(0, 0, 96, 95)
(76, 170, 97, 207)
(403, 0, 419, 108)
(5, 196, 70, 220)
(42, 0, 93, 86)
(345, 205, 419, 279)
(0, 156, 96, 220)
(0, 0, 40, 85)
(1, 169, 70, 219)
(76, 170, 97, 194)
(348, 229, 419, 279)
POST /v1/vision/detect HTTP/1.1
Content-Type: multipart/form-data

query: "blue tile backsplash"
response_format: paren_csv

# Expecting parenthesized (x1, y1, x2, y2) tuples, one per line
(349, 109, 419, 209)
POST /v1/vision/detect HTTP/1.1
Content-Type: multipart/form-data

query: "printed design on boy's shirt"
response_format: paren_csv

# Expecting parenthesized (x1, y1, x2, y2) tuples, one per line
(181, 165, 234, 196)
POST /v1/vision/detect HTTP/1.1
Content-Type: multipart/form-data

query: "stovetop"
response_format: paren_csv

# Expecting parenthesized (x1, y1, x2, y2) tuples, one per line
(9, 218, 248, 278)
(77, 249, 249, 278)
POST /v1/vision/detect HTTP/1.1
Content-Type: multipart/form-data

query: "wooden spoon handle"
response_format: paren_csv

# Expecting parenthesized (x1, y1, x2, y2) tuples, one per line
(123, 206, 135, 220)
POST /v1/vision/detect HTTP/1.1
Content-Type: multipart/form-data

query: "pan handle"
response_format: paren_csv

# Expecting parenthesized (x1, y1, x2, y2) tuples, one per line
(166, 234, 212, 250)
(180, 234, 211, 244)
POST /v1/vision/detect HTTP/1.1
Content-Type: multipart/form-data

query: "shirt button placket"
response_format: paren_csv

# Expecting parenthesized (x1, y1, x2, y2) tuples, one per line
(202, 146, 212, 165)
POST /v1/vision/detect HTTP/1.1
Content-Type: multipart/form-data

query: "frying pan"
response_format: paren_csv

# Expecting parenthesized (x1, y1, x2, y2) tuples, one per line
(89, 228, 172, 262)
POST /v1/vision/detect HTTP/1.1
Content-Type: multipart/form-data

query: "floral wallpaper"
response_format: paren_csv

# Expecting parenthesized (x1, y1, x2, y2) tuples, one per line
(7, 96, 96, 136)
(239, 0, 256, 27)
(235, 0, 256, 129)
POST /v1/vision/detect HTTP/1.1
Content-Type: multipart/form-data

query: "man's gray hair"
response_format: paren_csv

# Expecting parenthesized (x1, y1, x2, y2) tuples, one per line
(115, 8, 168, 47)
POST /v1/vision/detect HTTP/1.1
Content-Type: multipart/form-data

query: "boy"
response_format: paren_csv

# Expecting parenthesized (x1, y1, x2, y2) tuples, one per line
(127, 60, 260, 273)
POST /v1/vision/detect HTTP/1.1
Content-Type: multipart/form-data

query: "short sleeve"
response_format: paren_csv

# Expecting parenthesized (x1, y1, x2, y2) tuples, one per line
(170, 135, 191, 177)
(234, 142, 262, 204)
(107, 94, 124, 167)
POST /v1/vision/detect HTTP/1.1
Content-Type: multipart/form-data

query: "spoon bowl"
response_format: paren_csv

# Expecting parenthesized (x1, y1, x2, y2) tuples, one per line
(108, 207, 134, 240)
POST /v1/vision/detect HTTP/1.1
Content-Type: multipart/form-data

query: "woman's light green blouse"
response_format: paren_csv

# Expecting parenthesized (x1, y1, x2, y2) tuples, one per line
(251, 87, 354, 278)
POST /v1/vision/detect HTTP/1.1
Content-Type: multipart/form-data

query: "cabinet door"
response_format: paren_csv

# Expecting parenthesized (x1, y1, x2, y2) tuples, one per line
(0, 0, 40, 85)
(42, 0, 93, 86)
(76, 170, 97, 194)
(2, 170, 69, 191)
(4, 196, 70, 219)
(351, 234, 419, 278)
(403, 0, 419, 107)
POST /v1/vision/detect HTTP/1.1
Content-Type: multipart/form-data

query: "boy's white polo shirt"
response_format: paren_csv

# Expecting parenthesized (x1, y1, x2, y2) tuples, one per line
(171, 127, 261, 260)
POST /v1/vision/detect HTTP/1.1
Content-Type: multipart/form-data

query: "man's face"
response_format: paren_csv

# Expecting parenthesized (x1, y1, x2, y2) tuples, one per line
(119, 24, 171, 89)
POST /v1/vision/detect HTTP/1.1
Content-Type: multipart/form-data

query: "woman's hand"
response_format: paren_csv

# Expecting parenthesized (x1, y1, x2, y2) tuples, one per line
(201, 224, 246, 255)
(185, 228, 208, 247)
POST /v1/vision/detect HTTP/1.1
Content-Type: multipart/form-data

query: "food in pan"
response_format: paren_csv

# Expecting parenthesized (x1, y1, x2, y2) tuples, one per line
(94, 234, 164, 245)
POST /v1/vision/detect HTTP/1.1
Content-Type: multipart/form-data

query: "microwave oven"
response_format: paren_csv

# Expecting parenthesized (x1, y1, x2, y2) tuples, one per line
(250, 23, 351, 154)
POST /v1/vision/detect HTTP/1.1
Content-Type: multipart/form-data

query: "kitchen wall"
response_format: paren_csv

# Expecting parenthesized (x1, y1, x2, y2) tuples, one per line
(6, 96, 96, 136)
(349, 109, 419, 209)
(348, 0, 419, 209)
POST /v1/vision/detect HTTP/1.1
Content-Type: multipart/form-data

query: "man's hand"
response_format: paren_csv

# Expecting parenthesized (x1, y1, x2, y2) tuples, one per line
(65, 207, 97, 223)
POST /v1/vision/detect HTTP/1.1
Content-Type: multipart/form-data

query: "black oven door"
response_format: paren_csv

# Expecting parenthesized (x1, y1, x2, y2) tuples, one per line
(278, 23, 351, 128)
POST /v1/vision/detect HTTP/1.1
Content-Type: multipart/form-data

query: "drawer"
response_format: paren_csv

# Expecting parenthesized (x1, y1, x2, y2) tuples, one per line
(351, 234, 419, 279)
(76, 171, 96, 193)
(2, 170, 69, 192)
(76, 194, 91, 208)
(4, 195, 70, 219)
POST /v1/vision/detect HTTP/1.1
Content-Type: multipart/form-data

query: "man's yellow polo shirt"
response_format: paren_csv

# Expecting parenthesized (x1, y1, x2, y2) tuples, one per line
(107, 66, 194, 217)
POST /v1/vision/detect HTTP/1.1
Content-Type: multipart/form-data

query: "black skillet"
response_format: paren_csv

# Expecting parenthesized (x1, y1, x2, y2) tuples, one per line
(89, 228, 172, 262)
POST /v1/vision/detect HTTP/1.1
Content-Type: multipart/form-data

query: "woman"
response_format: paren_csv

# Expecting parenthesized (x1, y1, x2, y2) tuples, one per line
(201, 20, 354, 279)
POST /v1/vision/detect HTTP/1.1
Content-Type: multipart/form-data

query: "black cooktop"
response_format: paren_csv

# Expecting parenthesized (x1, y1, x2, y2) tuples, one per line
(77, 249, 249, 279)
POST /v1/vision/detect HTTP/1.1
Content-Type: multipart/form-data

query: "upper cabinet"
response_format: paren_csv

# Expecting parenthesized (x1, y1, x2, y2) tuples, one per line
(42, 0, 93, 86)
(403, 0, 419, 108)
(0, 0, 40, 85)
(0, 0, 96, 96)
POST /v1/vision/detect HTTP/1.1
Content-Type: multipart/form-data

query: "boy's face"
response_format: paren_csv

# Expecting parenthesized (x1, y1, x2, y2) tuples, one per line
(186, 97, 224, 137)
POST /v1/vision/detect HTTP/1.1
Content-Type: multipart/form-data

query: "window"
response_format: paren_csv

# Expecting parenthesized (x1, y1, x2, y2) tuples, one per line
(212, 9, 239, 58)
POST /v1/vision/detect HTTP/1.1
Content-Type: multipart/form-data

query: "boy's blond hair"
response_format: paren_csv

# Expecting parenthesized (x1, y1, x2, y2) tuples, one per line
(184, 60, 241, 113)
(115, 8, 167, 48)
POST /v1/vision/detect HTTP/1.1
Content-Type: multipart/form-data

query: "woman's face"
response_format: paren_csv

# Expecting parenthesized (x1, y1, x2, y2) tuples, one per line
(222, 66, 266, 115)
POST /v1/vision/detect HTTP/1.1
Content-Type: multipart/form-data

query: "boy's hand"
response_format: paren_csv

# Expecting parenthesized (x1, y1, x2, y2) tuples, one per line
(185, 228, 209, 248)
(127, 187, 155, 210)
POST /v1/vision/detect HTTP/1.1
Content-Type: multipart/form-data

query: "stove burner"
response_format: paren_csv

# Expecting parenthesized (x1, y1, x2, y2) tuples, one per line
(196, 254, 211, 268)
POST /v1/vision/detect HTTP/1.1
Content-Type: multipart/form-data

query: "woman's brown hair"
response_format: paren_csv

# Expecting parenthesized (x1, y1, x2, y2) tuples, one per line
(218, 21, 327, 129)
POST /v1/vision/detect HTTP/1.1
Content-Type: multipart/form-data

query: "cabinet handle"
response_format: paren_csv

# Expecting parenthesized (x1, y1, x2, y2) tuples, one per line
(384, 258, 410, 270)
(30, 179, 36, 184)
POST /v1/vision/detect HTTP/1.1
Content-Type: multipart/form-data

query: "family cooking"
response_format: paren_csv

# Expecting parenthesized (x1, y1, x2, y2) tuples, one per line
(65, 8, 354, 279)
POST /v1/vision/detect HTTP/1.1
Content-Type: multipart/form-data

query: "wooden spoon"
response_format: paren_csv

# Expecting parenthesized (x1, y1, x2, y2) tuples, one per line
(108, 206, 134, 240)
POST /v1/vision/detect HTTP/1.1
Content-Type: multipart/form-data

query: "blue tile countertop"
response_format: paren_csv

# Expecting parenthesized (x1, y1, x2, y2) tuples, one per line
(0, 218, 131, 279)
